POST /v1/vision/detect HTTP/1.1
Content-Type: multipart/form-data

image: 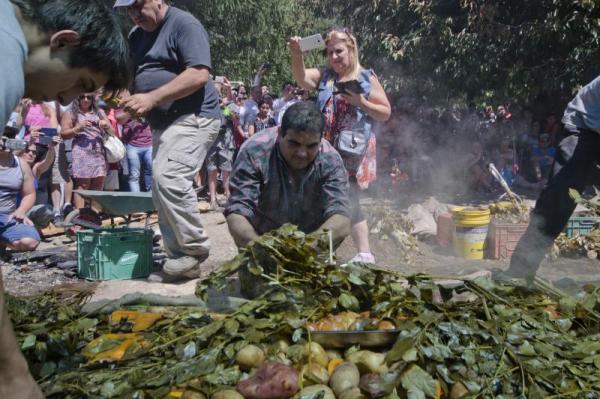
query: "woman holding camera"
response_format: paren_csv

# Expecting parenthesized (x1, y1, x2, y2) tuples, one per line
(289, 29, 391, 264)
(60, 93, 114, 210)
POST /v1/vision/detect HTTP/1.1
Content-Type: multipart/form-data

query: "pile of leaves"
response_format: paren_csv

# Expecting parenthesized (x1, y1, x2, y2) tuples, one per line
(366, 205, 419, 263)
(552, 230, 600, 260)
(551, 189, 600, 260)
(7, 224, 600, 398)
(489, 201, 529, 224)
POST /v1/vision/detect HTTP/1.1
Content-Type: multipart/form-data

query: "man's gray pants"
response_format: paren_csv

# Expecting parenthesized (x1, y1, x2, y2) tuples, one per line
(152, 114, 220, 259)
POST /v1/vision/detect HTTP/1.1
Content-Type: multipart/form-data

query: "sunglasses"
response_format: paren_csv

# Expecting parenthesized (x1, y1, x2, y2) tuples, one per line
(331, 26, 353, 35)
(24, 148, 36, 155)
(79, 95, 95, 101)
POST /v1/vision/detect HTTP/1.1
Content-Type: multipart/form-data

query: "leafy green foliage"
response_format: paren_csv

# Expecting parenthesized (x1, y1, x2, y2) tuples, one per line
(7, 225, 600, 397)
(307, 0, 600, 106)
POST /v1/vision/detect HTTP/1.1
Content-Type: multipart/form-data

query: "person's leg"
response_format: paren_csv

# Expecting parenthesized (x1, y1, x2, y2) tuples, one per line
(151, 115, 220, 273)
(50, 184, 62, 214)
(207, 169, 219, 207)
(127, 144, 141, 192)
(2, 218, 41, 252)
(352, 220, 371, 253)
(508, 130, 600, 279)
(73, 178, 91, 209)
(222, 170, 231, 199)
(63, 178, 73, 210)
(141, 146, 153, 192)
(347, 180, 374, 263)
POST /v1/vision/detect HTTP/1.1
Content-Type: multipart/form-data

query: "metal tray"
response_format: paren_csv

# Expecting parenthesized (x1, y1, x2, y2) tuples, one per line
(75, 190, 155, 216)
(310, 330, 401, 348)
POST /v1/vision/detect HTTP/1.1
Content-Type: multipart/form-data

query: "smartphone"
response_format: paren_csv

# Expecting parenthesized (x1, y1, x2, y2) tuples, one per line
(334, 80, 365, 95)
(299, 34, 326, 52)
(39, 127, 58, 145)
(215, 76, 225, 84)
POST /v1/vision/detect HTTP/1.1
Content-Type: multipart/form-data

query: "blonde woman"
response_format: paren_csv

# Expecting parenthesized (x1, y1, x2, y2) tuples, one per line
(289, 29, 391, 264)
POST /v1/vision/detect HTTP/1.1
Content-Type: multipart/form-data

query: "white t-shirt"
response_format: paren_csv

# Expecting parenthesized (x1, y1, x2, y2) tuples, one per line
(272, 98, 298, 125)
(0, 0, 27, 129)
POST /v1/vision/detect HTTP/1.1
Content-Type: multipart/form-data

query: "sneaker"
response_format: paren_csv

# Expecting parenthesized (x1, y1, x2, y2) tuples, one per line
(62, 203, 74, 217)
(349, 252, 376, 264)
(53, 214, 65, 228)
(147, 271, 186, 283)
(162, 254, 207, 277)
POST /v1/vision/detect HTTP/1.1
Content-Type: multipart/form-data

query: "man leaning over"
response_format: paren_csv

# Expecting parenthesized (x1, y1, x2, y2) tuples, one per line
(116, 0, 222, 281)
(225, 102, 351, 297)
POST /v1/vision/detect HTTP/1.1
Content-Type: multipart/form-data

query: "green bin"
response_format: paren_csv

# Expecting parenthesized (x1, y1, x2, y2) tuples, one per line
(77, 228, 153, 280)
(564, 217, 599, 238)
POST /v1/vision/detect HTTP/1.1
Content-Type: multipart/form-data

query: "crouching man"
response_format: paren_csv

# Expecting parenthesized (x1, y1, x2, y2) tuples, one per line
(225, 102, 351, 296)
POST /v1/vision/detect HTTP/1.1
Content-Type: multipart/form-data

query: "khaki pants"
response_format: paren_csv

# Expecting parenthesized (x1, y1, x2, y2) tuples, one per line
(152, 114, 220, 258)
(0, 273, 44, 399)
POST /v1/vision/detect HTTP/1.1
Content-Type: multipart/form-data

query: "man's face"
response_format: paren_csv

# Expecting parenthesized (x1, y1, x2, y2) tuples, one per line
(278, 129, 321, 172)
(127, 0, 165, 32)
(24, 47, 109, 106)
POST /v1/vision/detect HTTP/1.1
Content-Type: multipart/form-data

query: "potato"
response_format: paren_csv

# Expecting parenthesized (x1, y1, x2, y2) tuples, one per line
(236, 362, 299, 399)
(271, 339, 290, 354)
(377, 320, 396, 330)
(359, 374, 385, 398)
(235, 344, 266, 371)
(339, 387, 366, 399)
(211, 390, 244, 399)
(305, 342, 329, 367)
(182, 392, 206, 399)
(293, 384, 335, 399)
(329, 362, 360, 396)
(450, 382, 469, 399)
(325, 349, 343, 361)
(346, 351, 388, 374)
(299, 363, 329, 386)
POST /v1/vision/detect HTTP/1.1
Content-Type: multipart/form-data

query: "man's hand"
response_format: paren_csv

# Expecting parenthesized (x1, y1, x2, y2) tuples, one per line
(98, 120, 111, 131)
(120, 93, 158, 115)
(50, 136, 61, 147)
(28, 127, 41, 142)
(287, 36, 303, 57)
(9, 210, 33, 226)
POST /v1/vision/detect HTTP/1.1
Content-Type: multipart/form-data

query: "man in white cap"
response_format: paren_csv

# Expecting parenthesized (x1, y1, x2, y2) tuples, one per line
(115, 0, 222, 281)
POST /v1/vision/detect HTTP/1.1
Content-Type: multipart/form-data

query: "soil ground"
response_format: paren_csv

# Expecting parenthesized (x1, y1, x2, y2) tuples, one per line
(3, 194, 599, 302)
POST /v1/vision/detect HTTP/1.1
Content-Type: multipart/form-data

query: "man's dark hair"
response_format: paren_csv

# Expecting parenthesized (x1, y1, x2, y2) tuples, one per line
(281, 102, 324, 138)
(11, 0, 130, 94)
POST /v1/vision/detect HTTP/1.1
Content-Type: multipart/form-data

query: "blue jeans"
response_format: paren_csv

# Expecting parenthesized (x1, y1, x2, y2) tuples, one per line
(126, 144, 153, 192)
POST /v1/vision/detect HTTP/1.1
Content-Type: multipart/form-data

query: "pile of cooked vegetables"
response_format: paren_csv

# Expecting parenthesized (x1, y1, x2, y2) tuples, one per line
(8, 224, 600, 398)
(306, 311, 397, 332)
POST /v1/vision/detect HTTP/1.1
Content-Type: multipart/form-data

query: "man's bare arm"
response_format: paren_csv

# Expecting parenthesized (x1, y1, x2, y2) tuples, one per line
(227, 213, 260, 248)
(317, 214, 351, 247)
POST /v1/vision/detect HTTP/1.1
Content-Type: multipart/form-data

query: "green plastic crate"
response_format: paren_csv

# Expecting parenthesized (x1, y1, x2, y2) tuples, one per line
(565, 216, 599, 238)
(77, 228, 153, 280)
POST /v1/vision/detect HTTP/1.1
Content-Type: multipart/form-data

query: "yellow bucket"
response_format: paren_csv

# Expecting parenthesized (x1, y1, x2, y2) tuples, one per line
(452, 206, 490, 259)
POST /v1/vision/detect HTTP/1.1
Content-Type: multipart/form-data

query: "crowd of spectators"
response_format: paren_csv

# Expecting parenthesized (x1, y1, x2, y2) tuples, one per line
(373, 102, 564, 196)
(2, 63, 564, 254)
(0, 65, 314, 250)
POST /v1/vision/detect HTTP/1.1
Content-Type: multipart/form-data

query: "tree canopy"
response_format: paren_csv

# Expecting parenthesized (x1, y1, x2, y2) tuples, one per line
(114, 0, 600, 107)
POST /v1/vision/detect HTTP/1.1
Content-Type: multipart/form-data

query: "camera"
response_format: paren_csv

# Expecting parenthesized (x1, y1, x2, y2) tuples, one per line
(0, 137, 27, 152)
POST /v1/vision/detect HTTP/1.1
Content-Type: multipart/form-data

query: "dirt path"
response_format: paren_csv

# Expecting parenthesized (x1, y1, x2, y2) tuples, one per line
(3, 204, 599, 299)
